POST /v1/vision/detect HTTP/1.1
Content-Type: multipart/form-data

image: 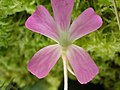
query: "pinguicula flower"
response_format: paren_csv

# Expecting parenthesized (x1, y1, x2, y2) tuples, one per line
(25, 0, 103, 89)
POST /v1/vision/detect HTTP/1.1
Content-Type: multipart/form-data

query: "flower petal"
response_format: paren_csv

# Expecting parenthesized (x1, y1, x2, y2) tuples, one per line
(51, 0, 74, 31)
(69, 8, 103, 41)
(28, 44, 61, 78)
(25, 5, 59, 41)
(66, 44, 99, 84)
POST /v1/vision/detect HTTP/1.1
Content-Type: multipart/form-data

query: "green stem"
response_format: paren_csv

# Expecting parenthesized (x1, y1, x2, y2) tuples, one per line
(62, 54, 68, 90)
(112, 0, 120, 30)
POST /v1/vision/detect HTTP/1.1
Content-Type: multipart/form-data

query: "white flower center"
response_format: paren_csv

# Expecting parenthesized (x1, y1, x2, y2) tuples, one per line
(58, 31, 72, 48)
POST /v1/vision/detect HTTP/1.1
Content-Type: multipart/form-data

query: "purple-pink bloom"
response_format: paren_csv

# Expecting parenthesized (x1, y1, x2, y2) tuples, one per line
(25, 0, 103, 84)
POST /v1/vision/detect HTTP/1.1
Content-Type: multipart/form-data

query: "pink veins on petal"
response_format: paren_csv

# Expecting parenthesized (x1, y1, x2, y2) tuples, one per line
(25, 0, 103, 84)
(28, 44, 61, 78)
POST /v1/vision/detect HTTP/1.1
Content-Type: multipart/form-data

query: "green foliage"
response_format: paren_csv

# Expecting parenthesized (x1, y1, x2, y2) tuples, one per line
(73, 0, 120, 90)
(0, 0, 120, 90)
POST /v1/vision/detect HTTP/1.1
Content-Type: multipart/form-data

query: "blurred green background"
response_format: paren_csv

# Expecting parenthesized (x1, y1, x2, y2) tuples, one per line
(0, 0, 120, 90)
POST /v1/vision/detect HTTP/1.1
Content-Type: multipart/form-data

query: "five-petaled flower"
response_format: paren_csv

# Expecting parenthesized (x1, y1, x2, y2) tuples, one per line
(25, 0, 103, 84)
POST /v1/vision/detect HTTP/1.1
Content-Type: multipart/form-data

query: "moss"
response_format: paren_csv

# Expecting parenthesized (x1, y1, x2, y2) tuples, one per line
(0, 0, 120, 90)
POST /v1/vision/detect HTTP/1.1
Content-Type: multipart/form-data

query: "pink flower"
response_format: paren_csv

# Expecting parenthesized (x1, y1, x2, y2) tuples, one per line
(25, 0, 103, 84)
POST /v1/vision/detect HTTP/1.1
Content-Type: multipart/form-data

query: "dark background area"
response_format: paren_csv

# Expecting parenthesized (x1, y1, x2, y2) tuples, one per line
(59, 78, 105, 90)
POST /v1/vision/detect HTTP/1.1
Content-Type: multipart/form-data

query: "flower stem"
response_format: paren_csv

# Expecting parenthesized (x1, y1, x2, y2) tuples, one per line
(62, 53, 68, 90)
(112, 0, 120, 30)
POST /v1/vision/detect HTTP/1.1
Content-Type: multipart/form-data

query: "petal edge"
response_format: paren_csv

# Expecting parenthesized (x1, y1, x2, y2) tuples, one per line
(51, 0, 74, 31)
(28, 44, 61, 78)
(70, 7, 103, 41)
(25, 5, 59, 41)
(66, 44, 99, 84)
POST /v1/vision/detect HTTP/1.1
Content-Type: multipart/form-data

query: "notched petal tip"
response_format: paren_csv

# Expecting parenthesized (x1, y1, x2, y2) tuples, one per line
(69, 7, 103, 41)
(87, 7, 103, 27)
(86, 7, 103, 23)
(25, 5, 59, 41)
(25, 5, 46, 30)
